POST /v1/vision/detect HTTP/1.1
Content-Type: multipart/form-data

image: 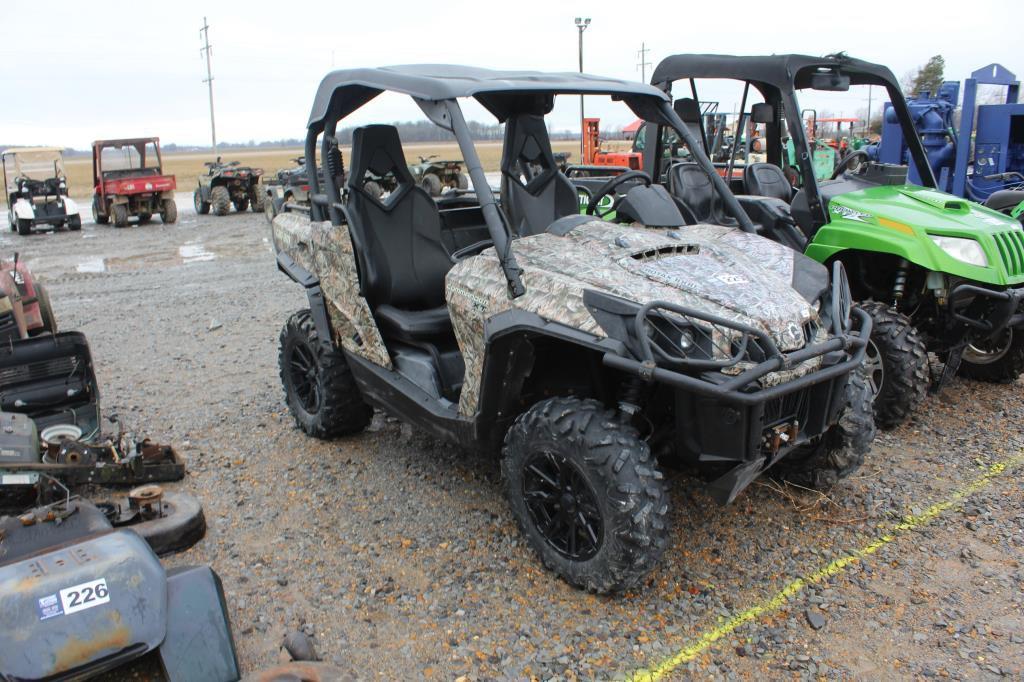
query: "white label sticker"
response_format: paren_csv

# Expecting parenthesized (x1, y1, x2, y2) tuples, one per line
(59, 578, 110, 615)
(2, 473, 35, 485)
(716, 273, 749, 285)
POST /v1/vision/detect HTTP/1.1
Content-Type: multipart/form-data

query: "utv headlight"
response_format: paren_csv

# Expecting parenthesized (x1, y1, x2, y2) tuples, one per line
(929, 236, 988, 268)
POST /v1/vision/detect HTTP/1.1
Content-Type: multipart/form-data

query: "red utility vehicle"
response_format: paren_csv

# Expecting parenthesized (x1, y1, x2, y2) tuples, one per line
(91, 138, 177, 227)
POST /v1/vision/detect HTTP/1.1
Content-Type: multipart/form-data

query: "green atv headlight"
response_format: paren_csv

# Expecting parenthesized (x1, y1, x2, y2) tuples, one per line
(928, 235, 988, 268)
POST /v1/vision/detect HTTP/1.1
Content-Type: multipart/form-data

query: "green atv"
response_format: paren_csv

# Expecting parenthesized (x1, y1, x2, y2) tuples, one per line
(194, 158, 265, 216)
(407, 155, 469, 197)
(650, 53, 1024, 428)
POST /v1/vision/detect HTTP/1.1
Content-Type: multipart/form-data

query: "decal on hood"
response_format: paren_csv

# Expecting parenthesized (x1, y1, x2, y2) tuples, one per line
(830, 204, 873, 223)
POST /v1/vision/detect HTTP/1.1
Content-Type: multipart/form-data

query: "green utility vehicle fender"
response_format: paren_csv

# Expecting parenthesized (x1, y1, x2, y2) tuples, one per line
(804, 184, 1024, 287)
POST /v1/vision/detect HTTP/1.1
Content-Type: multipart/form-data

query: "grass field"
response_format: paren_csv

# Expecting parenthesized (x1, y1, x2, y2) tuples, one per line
(61, 140, 582, 198)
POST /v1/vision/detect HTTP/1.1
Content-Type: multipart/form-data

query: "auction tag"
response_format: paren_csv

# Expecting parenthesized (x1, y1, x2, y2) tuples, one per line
(58, 578, 110, 615)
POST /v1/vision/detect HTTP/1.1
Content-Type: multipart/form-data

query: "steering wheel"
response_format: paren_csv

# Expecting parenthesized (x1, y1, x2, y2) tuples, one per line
(586, 170, 653, 219)
(831, 150, 870, 179)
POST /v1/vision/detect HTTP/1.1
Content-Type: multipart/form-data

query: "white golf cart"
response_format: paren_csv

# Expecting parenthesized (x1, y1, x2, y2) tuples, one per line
(2, 147, 81, 235)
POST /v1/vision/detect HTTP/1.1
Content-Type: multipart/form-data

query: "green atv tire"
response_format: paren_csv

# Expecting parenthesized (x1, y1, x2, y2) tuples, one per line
(772, 366, 876, 489)
(501, 396, 670, 594)
(858, 301, 929, 429)
(959, 328, 1024, 384)
(278, 309, 373, 438)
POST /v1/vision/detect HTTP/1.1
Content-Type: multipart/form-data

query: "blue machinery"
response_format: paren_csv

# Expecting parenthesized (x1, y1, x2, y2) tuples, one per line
(873, 63, 1023, 201)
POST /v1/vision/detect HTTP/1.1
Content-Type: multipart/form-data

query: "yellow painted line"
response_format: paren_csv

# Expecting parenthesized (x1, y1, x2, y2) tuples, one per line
(627, 454, 1024, 682)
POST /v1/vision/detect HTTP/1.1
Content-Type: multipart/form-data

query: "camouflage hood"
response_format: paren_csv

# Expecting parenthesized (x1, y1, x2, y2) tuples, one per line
(501, 220, 821, 351)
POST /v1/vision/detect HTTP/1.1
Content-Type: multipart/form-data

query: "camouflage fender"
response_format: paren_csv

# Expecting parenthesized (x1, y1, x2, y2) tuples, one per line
(272, 213, 391, 369)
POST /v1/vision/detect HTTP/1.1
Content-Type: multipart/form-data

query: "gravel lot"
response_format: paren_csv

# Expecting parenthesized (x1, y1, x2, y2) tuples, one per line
(5, 198, 1022, 680)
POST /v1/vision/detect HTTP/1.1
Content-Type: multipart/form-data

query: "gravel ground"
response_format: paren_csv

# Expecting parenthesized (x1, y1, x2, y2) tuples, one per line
(5, 198, 1022, 680)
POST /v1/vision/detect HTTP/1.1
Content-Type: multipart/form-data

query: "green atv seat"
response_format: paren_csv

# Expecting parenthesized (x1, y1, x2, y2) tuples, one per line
(743, 163, 793, 203)
(500, 114, 578, 237)
(345, 125, 454, 342)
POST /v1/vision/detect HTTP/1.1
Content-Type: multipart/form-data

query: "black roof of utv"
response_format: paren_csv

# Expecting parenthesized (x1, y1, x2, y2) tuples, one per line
(650, 53, 901, 91)
(308, 64, 669, 127)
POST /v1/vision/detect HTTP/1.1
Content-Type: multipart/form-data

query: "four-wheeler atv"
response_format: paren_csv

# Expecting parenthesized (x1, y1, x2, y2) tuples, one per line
(91, 137, 178, 227)
(0, 254, 56, 342)
(649, 53, 1024, 428)
(264, 156, 317, 222)
(271, 65, 874, 593)
(195, 157, 265, 216)
(408, 154, 469, 196)
(2, 147, 81, 235)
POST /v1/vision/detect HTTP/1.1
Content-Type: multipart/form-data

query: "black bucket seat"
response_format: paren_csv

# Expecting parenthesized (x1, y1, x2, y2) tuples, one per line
(500, 114, 577, 237)
(345, 125, 454, 341)
(667, 163, 736, 226)
(743, 162, 794, 203)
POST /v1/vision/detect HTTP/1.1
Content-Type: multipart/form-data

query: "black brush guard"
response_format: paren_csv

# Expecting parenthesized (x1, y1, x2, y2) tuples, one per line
(948, 282, 1024, 335)
(596, 274, 870, 406)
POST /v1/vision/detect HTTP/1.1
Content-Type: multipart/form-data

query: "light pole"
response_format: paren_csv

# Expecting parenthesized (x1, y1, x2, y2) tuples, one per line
(575, 17, 590, 159)
(200, 17, 217, 157)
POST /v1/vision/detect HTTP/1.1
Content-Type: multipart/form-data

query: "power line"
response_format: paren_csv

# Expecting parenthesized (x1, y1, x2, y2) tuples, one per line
(200, 17, 217, 156)
(636, 42, 651, 82)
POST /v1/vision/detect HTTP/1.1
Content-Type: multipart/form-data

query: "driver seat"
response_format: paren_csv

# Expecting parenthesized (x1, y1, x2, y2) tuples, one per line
(667, 163, 736, 226)
(744, 163, 793, 203)
(500, 114, 578, 237)
(345, 125, 454, 342)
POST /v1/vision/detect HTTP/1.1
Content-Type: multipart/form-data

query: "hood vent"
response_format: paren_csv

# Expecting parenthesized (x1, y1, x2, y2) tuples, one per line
(630, 244, 700, 261)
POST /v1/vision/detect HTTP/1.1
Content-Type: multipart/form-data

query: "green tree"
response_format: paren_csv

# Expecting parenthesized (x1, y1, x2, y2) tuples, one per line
(903, 55, 946, 96)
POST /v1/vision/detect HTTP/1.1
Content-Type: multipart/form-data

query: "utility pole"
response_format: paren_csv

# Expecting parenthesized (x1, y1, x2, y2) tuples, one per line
(636, 42, 651, 82)
(575, 17, 591, 159)
(200, 17, 217, 157)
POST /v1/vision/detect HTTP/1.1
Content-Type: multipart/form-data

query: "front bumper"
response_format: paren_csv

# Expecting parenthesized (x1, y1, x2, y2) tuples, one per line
(587, 266, 871, 504)
(601, 305, 870, 406)
(948, 282, 1024, 335)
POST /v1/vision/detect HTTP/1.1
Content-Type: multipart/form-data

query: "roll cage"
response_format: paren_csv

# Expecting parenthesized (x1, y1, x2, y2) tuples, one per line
(300, 65, 756, 298)
(649, 53, 940, 230)
(2, 147, 67, 204)
(92, 137, 164, 185)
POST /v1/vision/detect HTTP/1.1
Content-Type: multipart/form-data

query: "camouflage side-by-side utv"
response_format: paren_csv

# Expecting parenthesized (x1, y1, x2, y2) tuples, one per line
(194, 158, 265, 216)
(271, 66, 874, 593)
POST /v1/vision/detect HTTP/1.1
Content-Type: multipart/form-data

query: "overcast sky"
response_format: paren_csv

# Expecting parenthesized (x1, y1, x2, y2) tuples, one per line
(2, 0, 1019, 148)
